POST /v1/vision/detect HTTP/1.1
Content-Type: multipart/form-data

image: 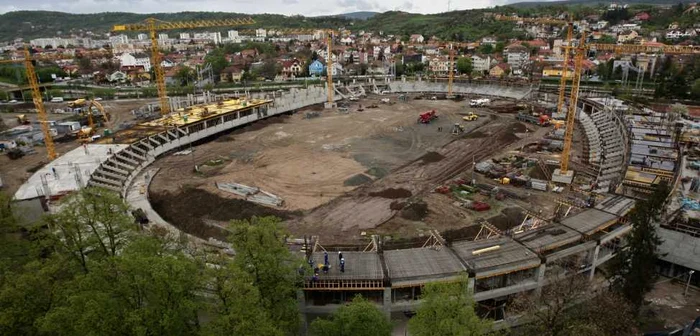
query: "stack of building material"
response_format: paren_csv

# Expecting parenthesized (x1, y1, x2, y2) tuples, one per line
(216, 182, 284, 207)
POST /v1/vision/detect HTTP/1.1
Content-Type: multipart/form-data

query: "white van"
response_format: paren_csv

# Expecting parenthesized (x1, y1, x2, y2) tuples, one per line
(50, 97, 64, 103)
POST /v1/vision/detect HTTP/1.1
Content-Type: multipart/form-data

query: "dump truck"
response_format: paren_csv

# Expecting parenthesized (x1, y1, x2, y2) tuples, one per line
(516, 112, 550, 126)
(462, 111, 479, 121)
(418, 110, 438, 124)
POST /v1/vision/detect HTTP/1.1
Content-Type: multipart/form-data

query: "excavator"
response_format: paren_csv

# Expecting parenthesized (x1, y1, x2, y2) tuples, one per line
(76, 100, 113, 143)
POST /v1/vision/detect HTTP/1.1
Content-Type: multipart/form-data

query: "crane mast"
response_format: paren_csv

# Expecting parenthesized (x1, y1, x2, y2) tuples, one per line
(23, 47, 57, 160)
(326, 34, 334, 107)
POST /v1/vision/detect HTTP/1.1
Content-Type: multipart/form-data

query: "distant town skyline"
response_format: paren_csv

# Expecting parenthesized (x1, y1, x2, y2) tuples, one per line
(0, 0, 554, 17)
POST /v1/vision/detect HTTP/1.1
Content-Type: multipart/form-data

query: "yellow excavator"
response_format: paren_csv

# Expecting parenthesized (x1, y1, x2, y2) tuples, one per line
(77, 100, 113, 143)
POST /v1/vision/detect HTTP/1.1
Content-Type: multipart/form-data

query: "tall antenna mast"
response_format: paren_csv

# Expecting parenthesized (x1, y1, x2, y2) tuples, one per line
(447, 0, 451, 11)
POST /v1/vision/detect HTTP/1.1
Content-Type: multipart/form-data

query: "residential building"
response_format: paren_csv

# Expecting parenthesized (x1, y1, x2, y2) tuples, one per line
(489, 63, 510, 77)
(137, 33, 148, 41)
(29, 38, 78, 48)
(109, 34, 129, 46)
(227, 30, 239, 39)
(180, 33, 191, 40)
(552, 39, 565, 56)
(193, 32, 222, 44)
(158, 33, 169, 41)
(281, 59, 303, 78)
(428, 56, 451, 74)
(634, 12, 650, 21)
(471, 55, 493, 73)
(618, 30, 639, 43)
(330, 62, 343, 76)
(409, 34, 424, 43)
(506, 45, 530, 70)
(481, 36, 498, 46)
(256, 28, 267, 38)
(107, 71, 127, 83)
(591, 20, 609, 31)
(308, 60, 325, 76)
(118, 52, 151, 72)
(220, 66, 245, 83)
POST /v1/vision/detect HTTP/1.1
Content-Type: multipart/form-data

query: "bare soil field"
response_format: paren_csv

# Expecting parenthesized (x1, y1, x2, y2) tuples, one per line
(148, 95, 539, 243)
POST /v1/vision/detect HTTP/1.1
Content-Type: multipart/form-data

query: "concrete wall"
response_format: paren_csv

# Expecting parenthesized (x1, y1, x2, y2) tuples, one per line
(389, 81, 531, 100)
(658, 227, 700, 271)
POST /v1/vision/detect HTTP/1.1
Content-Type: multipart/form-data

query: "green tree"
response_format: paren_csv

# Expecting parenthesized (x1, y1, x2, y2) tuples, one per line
(495, 41, 505, 53)
(42, 187, 135, 273)
(456, 57, 473, 75)
(204, 52, 229, 77)
(692, 78, 700, 99)
(260, 58, 280, 80)
(38, 235, 203, 336)
(598, 35, 617, 44)
(175, 66, 195, 86)
(201, 255, 283, 336)
(479, 44, 494, 54)
(516, 270, 638, 336)
(611, 183, 670, 310)
(229, 216, 303, 334)
(408, 276, 491, 336)
(309, 295, 392, 336)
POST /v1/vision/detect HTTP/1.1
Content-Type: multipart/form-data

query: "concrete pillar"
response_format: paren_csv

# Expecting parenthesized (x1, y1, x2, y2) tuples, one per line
(383, 287, 392, 318)
(534, 263, 547, 297)
(589, 245, 601, 281)
(467, 276, 476, 295)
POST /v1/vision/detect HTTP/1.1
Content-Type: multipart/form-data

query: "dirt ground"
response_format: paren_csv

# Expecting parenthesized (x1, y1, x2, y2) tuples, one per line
(644, 279, 700, 333)
(0, 99, 152, 196)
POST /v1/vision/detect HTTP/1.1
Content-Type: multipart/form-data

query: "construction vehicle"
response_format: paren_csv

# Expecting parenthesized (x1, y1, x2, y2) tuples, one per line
(452, 123, 465, 135)
(418, 110, 438, 124)
(470, 99, 490, 107)
(16, 114, 30, 125)
(7, 147, 25, 160)
(517, 112, 550, 126)
(68, 98, 87, 108)
(463, 112, 479, 121)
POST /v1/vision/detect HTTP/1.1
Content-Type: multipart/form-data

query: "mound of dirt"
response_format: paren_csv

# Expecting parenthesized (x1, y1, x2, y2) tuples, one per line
(150, 187, 302, 241)
(369, 188, 413, 199)
(344, 174, 373, 186)
(511, 122, 528, 133)
(498, 132, 520, 143)
(399, 201, 429, 221)
(419, 151, 445, 164)
(486, 207, 526, 231)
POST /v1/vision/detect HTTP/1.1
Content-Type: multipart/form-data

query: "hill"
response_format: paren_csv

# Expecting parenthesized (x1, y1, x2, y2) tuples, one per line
(507, 0, 696, 8)
(0, 11, 352, 41)
(337, 11, 379, 20)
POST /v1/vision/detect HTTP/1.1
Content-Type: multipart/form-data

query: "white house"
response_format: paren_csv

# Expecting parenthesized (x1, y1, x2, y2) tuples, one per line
(506, 45, 530, 70)
(471, 55, 493, 73)
(118, 52, 151, 72)
(256, 28, 267, 38)
(481, 36, 498, 46)
(107, 71, 127, 83)
(409, 34, 424, 43)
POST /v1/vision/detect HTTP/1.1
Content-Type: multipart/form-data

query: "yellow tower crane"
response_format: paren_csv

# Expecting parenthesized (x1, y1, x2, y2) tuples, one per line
(0, 47, 59, 160)
(326, 33, 335, 107)
(447, 43, 455, 98)
(112, 18, 255, 115)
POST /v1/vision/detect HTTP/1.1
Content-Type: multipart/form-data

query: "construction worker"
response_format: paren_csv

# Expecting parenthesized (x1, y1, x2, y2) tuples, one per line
(338, 251, 343, 263)
(322, 264, 329, 274)
(324, 251, 329, 266)
(340, 258, 345, 273)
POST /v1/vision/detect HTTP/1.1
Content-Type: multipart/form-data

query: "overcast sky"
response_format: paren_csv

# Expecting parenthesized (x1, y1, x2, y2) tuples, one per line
(0, 0, 533, 16)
